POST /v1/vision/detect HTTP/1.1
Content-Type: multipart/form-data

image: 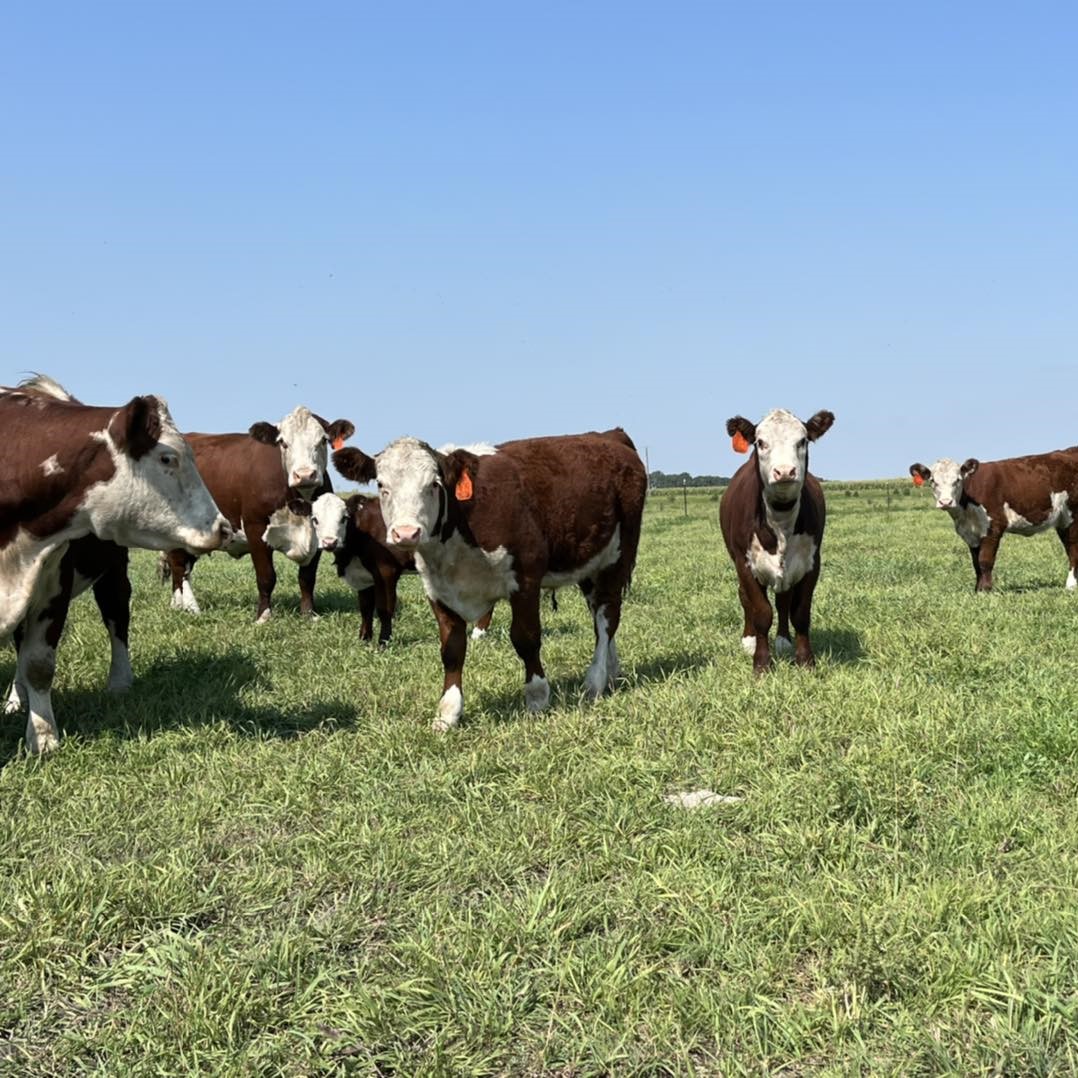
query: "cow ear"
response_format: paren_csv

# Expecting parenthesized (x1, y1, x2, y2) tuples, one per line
(960, 458, 979, 478)
(332, 447, 377, 483)
(249, 422, 280, 445)
(113, 395, 162, 460)
(909, 463, 931, 486)
(441, 449, 480, 501)
(287, 497, 312, 517)
(323, 418, 354, 451)
(804, 410, 835, 442)
(726, 416, 755, 453)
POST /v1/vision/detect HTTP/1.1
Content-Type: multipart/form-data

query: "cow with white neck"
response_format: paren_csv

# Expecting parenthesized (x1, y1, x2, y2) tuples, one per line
(719, 408, 835, 674)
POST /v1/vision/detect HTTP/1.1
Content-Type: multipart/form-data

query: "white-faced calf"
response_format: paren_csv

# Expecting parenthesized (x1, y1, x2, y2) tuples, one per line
(719, 408, 835, 674)
(333, 428, 647, 730)
(910, 450, 1078, 591)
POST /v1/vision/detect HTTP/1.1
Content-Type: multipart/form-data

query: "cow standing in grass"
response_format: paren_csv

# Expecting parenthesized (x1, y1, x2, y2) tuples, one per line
(720, 408, 834, 674)
(909, 451, 1078, 592)
(0, 375, 231, 753)
(333, 428, 646, 730)
(162, 407, 353, 621)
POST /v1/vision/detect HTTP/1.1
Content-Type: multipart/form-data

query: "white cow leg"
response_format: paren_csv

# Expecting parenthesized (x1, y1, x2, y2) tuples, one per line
(105, 621, 133, 693)
(433, 685, 463, 732)
(524, 674, 551, 712)
(774, 635, 794, 657)
(1067, 568, 1077, 591)
(4, 669, 27, 714)
(21, 643, 60, 754)
(584, 604, 611, 700)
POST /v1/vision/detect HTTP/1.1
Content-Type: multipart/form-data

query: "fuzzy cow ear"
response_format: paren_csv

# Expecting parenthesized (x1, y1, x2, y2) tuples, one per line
(441, 449, 480, 501)
(286, 497, 312, 517)
(249, 422, 280, 445)
(325, 419, 355, 451)
(332, 447, 377, 483)
(909, 463, 931, 486)
(804, 410, 835, 442)
(726, 416, 755, 453)
(960, 458, 979, 478)
(113, 395, 162, 460)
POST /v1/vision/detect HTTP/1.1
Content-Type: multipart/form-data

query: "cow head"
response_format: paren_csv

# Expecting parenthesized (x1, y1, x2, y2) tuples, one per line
(249, 406, 354, 497)
(727, 409, 834, 505)
(84, 396, 232, 555)
(261, 499, 318, 564)
(308, 491, 350, 552)
(338, 436, 478, 551)
(909, 458, 979, 510)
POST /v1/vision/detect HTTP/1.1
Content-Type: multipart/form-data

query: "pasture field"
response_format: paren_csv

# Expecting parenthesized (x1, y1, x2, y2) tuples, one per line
(5, 481, 1078, 1075)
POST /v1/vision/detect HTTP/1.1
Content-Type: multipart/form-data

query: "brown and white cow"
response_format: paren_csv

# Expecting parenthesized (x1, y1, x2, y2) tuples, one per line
(163, 407, 353, 621)
(909, 451, 1078, 591)
(1, 375, 230, 752)
(719, 408, 835, 674)
(333, 428, 646, 730)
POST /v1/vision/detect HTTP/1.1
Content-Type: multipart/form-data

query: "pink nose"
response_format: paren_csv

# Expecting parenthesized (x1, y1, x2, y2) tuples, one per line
(390, 525, 421, 545)
(292, 467, 317, 486)
(937, 501, 953, 509)
(772, 467, 797, 482)
(321, 537, 338, 551)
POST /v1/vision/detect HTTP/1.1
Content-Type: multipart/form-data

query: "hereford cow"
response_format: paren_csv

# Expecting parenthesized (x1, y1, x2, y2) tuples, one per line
(909, 451, 1078, 591)
(332, 428, 646, 730)
(720, 408, 835, 674)
(1, 375, 230, 753)
(162, 406, 353, 621)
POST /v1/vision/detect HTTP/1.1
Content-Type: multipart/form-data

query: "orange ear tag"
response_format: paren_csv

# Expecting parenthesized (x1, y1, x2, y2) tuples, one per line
(732, 431, 751, 454)
(332, 436, 346, 451)
(912, 474, 924, 486)
(455, 472, 474, 501)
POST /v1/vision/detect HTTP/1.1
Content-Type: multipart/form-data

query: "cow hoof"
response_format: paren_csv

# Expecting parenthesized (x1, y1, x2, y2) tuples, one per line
(740, 635, 755, 655)
(26, 723, 60, 755)
(256, 609, 272, 624)
(524, 675, 551, 712)
(433, 686, 462, 732)
(1067, 570, 1077, 591)
(774, 635, 793, 657)
(106, 677, 133, 694)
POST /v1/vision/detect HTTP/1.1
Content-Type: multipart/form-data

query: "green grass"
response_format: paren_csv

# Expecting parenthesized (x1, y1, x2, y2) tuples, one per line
(4, 481, 1078, 1074)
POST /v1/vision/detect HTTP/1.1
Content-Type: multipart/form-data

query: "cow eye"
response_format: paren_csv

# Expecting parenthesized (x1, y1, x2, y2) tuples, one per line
(798, 438, 807, 449)
(279, 439, 289, 450)
(757, 440, 768, 451)
(159, 451, 178, 468)
(311, 516, 319, 526)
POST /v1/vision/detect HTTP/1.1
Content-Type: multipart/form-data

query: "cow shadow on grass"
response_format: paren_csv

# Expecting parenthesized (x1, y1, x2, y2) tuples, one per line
(0, 649, 360, 764)
(809, 627, 865, 665)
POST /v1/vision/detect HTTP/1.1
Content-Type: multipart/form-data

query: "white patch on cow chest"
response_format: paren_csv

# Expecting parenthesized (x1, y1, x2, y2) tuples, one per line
(417, 533, 517, 623)
(40, 454, 63, 476)
(947, 502, 991, 546)
(343, 560, 375, 591)
(1003, 491, 1071, 536)
(747, 531, 817, 592)
(541, 526, 622, 590)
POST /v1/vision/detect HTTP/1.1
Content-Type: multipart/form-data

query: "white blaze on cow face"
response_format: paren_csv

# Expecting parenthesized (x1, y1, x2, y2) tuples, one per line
(375, 438, 446, 550)
(754, 410, 811, 499)
(310, 492, 349, 552)
(923, 458, 969, 510)
(82, 401, 230, 555)
(262, 506, 317, 564)
(275, 406, 333, 495)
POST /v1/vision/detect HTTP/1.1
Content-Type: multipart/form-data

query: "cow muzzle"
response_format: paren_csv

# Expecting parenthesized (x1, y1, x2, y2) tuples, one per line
(320, 537, 339, 551)
(389, 524, 422, 548)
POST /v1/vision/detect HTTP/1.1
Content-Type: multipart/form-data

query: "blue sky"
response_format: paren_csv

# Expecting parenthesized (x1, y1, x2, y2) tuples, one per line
(4, 2, 1077, 479)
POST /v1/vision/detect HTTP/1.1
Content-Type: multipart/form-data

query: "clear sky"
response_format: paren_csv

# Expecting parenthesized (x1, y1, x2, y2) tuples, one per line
(4, 2, 1077, 480)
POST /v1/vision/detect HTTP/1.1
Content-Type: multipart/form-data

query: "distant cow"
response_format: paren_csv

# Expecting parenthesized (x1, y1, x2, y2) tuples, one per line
(1, 375, 230, 753)
(720, 409, 835, 673)
(333, 428, 646, 730)
(162, 407, 353, 621)
(909, 451, 1078, 591)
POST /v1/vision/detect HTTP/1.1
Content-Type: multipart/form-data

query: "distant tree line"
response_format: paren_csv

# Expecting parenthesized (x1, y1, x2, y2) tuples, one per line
(648, 470, 729, 489)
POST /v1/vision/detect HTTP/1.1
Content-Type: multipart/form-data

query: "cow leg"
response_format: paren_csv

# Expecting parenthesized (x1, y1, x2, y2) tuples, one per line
(20, 558, 74, 754)
(1057, 521, 1078, 590)
(431, 599, 468, 731)
(584, 569, 626, 698)
(248, 535, 277, 623)
(374, 569, 397, 648)
(508, 588, 549, 711)
(92, 548, 133, 693)
(974, 531, 1003, 592)
(357, 588, 375, 641)
(167, 550, 201, 614)
(297, 550, 320, 618)
(736, 569, 773, 674)
(5, 626, 27, 715)
(967, 543, 984, 590)
(789, 568, 819, 668)
(471, 607, 494, 640)
(774, 590, 794, 656)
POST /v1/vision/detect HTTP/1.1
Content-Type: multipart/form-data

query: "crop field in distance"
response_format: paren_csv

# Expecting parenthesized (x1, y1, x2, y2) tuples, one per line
(4, 480, 1078, 1074)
